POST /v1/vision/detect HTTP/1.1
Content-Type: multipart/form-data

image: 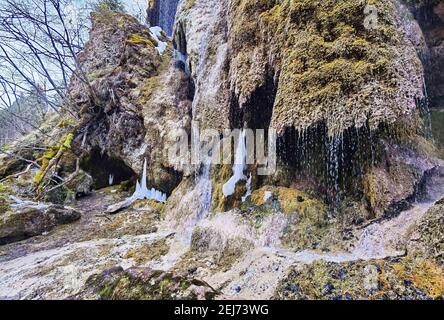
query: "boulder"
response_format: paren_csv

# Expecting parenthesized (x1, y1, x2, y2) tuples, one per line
(0, 205, 81, 245)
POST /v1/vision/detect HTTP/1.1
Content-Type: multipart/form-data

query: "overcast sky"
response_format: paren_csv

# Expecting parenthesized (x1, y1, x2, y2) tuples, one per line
(0, 0, 150, 110)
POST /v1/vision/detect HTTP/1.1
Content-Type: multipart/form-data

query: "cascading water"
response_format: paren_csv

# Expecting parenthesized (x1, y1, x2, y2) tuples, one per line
(174, 50, 191, 77)
(148, 0, 180, 36)
(418, 77, 434, 140)
(326, 134, 342, 207)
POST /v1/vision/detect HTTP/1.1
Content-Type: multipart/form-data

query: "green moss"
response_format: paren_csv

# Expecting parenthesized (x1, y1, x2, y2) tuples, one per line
(98, 282, 118, 299)
(0, 143, 12, 151)
(0, 196, 11, 215)
(123, 239, 169, 264)
(137, 52, 171, 106)
(89, 268, 215, 300)
(211, 164, 238, 212)
(127, 34, 156, 48)
(33, 148, 56, 186)
(33, 133, 75, 187)
(56, 118, 76, 128)
(0, 182, 12, 194)
(251, 186, 326, 216)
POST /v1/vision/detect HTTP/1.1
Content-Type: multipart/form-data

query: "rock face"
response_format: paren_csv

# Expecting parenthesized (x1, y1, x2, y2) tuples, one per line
(171, 0, 439, 221)
(176, 0, 424, 134)
(407, 0, 444, 105)
(0, 205, 81, 245)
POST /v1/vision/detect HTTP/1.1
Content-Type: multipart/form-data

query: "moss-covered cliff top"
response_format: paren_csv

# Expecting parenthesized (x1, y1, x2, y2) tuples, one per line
(229, 0, 424, 136)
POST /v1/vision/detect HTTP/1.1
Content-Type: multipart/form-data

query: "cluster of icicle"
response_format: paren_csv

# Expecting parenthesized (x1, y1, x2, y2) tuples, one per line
(131, 158, 167, 203)
(222, 130, 251, 202)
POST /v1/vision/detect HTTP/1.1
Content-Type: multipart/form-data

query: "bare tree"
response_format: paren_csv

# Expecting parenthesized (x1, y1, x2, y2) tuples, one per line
(0, 0, 97, 195)
(0, 0, 94, 115)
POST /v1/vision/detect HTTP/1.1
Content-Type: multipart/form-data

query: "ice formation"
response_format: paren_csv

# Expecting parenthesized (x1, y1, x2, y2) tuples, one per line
(131, 158, 167, 203)
(223, 130, 247, 197)
(149, 26, 168, 55)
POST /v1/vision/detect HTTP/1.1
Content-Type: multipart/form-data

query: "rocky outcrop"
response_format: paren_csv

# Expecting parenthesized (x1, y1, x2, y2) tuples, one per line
(177, 0, 424, 135)
(0, 205, 81, 245)
(76, 266, 218, 300)
(69, 11, 192, 194)
(407, 197, 444, 265)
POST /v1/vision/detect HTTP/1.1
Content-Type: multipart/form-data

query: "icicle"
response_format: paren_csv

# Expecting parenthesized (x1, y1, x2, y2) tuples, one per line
(134, 181, 142, 198)
(223, 130, 247, 197)
(130, 158, 167, 203)
(141, 158, 148, 192)
(108, 174, 114, 186)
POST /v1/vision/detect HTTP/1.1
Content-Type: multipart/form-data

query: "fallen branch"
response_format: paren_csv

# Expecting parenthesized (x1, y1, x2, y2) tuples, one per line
(0, 149, 41, 168)
(0, 163, 32, 183)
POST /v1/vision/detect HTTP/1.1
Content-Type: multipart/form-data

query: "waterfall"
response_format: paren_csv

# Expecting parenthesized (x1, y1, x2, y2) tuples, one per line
(195, 162, 212, 221)
(419, 76, 434, 140)
(148, 0, 180, 36)
(173, 49, 191, 76)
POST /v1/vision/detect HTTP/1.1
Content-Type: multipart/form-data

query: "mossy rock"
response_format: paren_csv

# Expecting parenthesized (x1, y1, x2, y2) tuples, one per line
(123, 239, 169, 265)
(0, 196, 11, 215)
(211, 164, 241, 212)
(230, 0, 423, 135)
(80, 267, 218, 300)
(0, 205, 81, 245)
(274, 257, 444, 300)
(251, 186, 326, 216)
(131, 199, 166, 214)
